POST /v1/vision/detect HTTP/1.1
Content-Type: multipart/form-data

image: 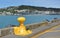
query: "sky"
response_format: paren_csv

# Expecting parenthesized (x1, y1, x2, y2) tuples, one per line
(0, 0, 60, 8)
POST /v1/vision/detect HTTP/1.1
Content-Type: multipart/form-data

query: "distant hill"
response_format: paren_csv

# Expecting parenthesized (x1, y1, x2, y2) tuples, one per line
(0, 5, 60, 12)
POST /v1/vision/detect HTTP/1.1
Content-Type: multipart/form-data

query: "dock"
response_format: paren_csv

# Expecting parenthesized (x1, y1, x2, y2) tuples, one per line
(0, 19, 60, 38)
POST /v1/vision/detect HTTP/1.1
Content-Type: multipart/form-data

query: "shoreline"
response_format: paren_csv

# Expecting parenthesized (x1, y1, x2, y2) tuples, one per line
(0, 14, 60, 16)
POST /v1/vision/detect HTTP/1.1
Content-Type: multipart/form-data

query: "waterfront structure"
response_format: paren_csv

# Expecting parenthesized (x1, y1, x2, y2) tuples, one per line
(0, 10, 60, 15)
(0, 19, 60, 38)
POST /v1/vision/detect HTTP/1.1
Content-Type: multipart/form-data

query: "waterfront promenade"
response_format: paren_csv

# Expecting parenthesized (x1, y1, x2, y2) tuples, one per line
(0, 19, 60, 38)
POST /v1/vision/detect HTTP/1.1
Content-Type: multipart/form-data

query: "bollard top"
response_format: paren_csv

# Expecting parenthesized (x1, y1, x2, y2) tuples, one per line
(17, 17, 26, 22)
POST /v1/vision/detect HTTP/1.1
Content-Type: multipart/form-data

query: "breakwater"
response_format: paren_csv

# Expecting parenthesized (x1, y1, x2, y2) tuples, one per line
(0, 19, 60, 38)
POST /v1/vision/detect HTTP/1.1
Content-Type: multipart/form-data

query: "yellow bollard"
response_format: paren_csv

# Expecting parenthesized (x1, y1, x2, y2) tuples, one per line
(13, 17, 32, 36)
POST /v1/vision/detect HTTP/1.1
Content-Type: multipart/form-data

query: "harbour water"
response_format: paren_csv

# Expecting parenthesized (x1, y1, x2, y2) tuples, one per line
(0, 15, 60, 29)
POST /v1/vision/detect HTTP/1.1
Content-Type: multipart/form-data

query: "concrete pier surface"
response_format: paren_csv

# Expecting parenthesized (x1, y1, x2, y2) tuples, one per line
(0, 20, 60, 38)
(38, 25, 60, 38)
